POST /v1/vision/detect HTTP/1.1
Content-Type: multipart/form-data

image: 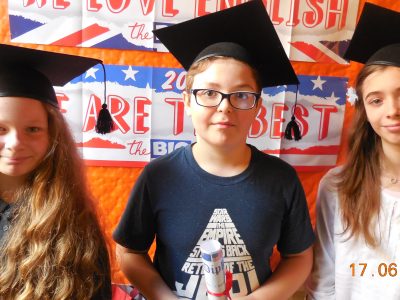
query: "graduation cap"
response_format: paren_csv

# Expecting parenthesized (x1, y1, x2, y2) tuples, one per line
(154, 0, 302, 140)
(0, 44, 113, 134)
(344, 3, 400, 66)
(153, 0, 299, 88)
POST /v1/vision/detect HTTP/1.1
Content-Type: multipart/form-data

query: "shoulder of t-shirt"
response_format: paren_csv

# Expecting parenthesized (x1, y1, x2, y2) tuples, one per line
(249, 144, 298, 177)
(142, 144, 189, 174)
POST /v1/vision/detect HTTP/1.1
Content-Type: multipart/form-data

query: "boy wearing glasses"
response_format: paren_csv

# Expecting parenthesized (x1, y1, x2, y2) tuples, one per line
(113, 1, 314, 299)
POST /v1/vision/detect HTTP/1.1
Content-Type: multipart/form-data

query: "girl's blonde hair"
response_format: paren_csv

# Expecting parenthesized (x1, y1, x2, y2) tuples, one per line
(0, 103, 110, 299)
(337, 64, 388, 247)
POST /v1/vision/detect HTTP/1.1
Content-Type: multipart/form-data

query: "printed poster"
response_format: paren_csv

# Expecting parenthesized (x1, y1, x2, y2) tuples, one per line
(8, 0, 359, 63)
(58, 64, 347, 171)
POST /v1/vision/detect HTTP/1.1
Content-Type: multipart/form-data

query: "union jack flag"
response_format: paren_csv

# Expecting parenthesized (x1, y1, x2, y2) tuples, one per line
(8, 0, 359, 63)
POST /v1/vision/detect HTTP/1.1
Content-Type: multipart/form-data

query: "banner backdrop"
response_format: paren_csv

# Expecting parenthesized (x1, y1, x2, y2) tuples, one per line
(6, 0, 396, 285)
(8, 0, 358, 63)
(61, 64, 346, 171)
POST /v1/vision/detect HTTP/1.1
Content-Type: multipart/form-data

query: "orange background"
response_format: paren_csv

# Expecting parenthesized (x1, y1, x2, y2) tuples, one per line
(0, 0, 399, 283)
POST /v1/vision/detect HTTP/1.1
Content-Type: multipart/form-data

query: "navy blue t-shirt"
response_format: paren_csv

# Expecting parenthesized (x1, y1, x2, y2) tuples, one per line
(113, 144, 314, 298)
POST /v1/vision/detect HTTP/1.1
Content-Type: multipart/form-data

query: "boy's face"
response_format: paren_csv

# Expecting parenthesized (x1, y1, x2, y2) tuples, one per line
(184, 58, 261, 150)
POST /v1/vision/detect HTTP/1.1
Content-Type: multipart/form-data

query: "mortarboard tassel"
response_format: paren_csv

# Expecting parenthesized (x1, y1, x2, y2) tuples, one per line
(96, 103, 114, 134)
(95, 63, 114, 134)
(284, 85, 301, 141)
(284, 116, 301, 141)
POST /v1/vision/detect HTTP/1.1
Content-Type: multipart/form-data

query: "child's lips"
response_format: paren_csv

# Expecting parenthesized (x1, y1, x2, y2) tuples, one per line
(213, 121, 234, 128)
(383, 123, 400, 133)
(3, 156, 30, 164)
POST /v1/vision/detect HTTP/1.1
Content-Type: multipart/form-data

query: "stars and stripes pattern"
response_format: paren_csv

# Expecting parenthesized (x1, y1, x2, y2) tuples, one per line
(59, 64, 347, 170)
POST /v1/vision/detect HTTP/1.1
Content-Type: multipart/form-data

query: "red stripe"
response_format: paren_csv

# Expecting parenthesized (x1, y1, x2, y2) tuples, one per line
(294, 165, 334, 173)
(51, 24, 109, 46)
(84, 159, 336, 171)
(85, 160, 333, 171)
(84, 160, 147, 167)
(263, 145, 340, 155)
(290, 41, 338, 63)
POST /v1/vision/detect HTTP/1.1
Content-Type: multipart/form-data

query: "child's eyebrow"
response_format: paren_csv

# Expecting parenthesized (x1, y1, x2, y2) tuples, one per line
(22, 119, 48, 125)
(198, 82, 256, 90)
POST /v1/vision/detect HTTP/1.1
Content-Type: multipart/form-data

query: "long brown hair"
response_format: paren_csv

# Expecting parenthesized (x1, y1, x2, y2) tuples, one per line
(0, 103, 110, 299)
(337, 65, 387, 247)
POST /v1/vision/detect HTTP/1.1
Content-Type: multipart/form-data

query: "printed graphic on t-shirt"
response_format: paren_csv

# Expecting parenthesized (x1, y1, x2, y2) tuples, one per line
(175, 208, 259, 299)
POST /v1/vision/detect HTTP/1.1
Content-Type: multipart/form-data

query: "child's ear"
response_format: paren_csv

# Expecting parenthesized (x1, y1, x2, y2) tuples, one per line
(183, 91, 192, 116)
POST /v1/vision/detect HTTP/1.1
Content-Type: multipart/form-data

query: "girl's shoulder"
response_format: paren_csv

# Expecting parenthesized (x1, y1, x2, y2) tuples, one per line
(316, 166, 343, 211)
(319, 166, 343, 191)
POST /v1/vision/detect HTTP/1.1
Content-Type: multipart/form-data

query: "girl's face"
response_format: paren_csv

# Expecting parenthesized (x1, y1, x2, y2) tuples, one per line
(363, 66, 400, 149)
(0, 97, 50, 179)
(184, 58, 261, 150)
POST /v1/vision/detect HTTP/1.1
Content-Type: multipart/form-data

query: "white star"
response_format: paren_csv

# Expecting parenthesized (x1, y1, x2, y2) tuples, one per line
(325, 91, 340, 102)
(122, 66, 139, 81)
(311, 76, 326, 91)
(144, 83, 153, 95)
(346, 87, 358, 106)
(85, 67, 99, 79)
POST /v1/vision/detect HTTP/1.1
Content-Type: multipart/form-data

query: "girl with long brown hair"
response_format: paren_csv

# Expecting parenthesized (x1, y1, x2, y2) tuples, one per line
(307, 3, 400, 299)
(0, 44, 111, 299)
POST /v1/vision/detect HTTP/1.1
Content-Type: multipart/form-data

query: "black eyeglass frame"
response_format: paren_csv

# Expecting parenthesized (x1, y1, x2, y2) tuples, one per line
(190, 89, 261, 110)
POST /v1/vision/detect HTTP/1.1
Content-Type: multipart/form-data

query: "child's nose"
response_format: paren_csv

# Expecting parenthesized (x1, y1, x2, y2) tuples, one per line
(387, 98, 400, 118)
(3, 130, 23, 150)
(217, 97, 233, 112)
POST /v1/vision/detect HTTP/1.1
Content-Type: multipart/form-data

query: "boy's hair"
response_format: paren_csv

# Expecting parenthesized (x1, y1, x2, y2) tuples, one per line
(336, 64, 390, 247)
(0, 103, 110, 299)
(185, 56, 263, 93)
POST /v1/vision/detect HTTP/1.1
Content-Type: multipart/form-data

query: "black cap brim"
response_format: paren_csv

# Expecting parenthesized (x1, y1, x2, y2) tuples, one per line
(153, 0, 298, 88)
(344, 3, 400, 66)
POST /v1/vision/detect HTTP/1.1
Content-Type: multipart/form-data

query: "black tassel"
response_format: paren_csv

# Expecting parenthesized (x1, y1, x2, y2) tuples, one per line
(95, 63, 114, 134)
(284, 84, 301, 141)
(284, 116, 302, 141)
(95, 103, 114, 134)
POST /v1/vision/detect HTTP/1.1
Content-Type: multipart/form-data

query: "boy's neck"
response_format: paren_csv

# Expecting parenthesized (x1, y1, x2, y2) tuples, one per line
(192, 142, 251, 177)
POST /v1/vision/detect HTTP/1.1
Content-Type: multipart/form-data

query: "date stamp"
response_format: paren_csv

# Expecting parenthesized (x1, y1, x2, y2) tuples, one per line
(350, 263, 398, 277)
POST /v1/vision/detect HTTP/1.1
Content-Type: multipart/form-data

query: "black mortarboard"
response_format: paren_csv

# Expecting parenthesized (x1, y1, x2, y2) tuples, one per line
(0, 43, 101, 107)
(344, 3, 400, 66)
(153, 0, 299, 88)
(0, 44, 114, 134)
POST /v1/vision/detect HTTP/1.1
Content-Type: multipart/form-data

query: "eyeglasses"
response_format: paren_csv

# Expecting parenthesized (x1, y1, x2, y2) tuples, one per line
(191, 89, 261, 110)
